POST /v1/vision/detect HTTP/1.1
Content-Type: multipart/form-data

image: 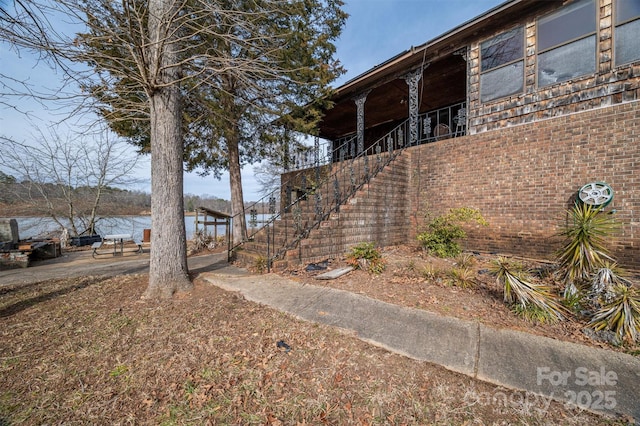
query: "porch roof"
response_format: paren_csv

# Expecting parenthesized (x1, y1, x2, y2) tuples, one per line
(318, 0, 555, 140)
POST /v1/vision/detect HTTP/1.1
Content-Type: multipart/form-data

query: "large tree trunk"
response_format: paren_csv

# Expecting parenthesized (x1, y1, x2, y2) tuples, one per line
(228, 134, 246, 245)
(143, 0, 192, 299)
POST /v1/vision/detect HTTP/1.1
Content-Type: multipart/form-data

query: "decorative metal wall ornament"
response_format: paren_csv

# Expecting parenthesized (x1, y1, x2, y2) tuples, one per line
(314, 136, 320, 166)
(423, 116, 432, 136)
(282, 137, 290, 172)
(314, 136, 321, 204)
(403, 68, 423, 146)
(353, 91, 370, 154)
(453, 108, 467, 136)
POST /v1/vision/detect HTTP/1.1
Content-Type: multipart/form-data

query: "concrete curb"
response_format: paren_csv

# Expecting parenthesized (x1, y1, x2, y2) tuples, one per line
(202, 269, 640, 421)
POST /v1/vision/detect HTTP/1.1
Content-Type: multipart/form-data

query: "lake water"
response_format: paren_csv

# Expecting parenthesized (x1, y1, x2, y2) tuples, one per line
(8, 216, 212, 241)
(6, 213, 273, 241)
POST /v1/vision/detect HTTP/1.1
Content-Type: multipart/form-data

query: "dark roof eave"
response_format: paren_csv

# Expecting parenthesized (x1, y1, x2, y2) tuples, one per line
(333, 0, 531, 98)
(196, 207, 232, 219)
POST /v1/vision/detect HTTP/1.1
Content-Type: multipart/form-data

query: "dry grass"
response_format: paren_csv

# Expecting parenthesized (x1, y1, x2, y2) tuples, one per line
(0, 273, 627, 425)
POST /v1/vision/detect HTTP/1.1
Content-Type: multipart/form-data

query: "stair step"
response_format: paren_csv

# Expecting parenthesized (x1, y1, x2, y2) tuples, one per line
(237, 148, 411, 268)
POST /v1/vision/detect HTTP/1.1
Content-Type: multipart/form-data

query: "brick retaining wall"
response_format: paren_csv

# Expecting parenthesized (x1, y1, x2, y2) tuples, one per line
(408, 100, 640, 268)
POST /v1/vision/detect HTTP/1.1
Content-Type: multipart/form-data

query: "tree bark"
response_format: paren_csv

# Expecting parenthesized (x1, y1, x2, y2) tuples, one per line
(143, 0, 192, 299)
(228, 133, 246, 246)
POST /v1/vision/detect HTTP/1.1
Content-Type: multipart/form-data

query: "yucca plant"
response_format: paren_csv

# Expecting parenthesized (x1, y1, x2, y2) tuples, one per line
(589, 284, 640, 344)
(421, 264, 440, 280)
(556, 202, 619, 297)
(447, 266, 475, 289)
(490, 257, 569, 323)
(455, 253, 476, 269)
(590, 261, 631, 303)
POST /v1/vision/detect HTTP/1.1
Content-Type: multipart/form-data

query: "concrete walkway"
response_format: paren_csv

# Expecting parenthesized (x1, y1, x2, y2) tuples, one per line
(202, 265, 640, 422)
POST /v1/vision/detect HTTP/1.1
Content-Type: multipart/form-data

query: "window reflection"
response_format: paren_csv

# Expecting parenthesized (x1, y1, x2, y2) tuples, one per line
(480, 26, 524, 102)
(615, 0, 640, 66)
(537, 0, 596, 86)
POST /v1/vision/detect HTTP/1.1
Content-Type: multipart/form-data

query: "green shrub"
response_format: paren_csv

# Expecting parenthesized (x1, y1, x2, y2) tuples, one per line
(253, 256, 267, 274)
(417, 208, 487, 258)
(512, 304, 559, 324)
(345, 242, 385, 274)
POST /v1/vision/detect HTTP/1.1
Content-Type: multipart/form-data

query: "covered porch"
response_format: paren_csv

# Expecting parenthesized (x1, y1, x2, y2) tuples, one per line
(287, 44, 469, 173)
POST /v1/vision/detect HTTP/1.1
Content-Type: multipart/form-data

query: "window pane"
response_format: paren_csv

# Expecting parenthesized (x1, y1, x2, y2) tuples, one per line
(616, 0, 640, 24)
(481, 61, 524, 102)
(481, 27, 524, 71)
(616, 19, 640, 65)
(538, 35, 596, 86)
(538, 0, 595, 51)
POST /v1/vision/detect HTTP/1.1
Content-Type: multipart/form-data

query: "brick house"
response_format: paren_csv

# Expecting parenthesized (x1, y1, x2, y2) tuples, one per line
(241, 0, 640, 270)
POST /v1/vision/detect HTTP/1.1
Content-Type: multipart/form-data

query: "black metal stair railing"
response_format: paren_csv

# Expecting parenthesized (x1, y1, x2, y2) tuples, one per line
(233, 135, 357, 241)
(232, 118, 411, 270)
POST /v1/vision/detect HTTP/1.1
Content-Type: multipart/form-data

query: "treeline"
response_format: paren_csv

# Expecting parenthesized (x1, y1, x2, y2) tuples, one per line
(0, 182, 151, 217)
(184, 194, 231, 214)
(0, 181, 232, 217)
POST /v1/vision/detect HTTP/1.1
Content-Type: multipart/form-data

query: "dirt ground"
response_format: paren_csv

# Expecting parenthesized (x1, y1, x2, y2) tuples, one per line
(278, 245, 640, 356)
(0, 245, 635, 424)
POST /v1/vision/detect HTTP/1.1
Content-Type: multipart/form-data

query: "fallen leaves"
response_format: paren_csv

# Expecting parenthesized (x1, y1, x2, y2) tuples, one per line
(0, 265, 624, 425)
(288, 245, 640, 355)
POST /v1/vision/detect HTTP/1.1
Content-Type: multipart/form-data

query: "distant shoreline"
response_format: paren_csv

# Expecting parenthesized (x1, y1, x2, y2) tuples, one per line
(0, 211, 206, 219)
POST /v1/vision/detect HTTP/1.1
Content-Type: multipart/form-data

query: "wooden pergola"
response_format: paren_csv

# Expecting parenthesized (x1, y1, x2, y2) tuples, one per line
(194, 207, 232, 261)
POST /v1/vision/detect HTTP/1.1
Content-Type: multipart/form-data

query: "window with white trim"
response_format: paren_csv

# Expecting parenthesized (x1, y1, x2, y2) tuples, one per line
(480, 26, 524, 102)
(615, 0, 640, 66)
(537, 0, 597, 87)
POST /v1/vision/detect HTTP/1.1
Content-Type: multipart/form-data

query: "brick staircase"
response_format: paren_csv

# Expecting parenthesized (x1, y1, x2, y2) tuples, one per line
(234, 145, 411, 272)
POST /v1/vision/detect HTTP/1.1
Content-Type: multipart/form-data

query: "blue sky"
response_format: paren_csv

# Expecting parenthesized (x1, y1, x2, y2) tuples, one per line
(0, 0, 504, 201)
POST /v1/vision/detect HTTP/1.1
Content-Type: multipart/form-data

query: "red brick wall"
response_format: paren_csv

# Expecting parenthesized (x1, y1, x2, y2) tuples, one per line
(408, 100, 640, 268)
